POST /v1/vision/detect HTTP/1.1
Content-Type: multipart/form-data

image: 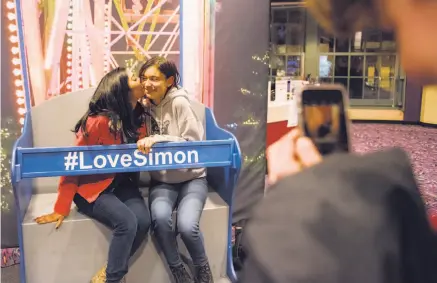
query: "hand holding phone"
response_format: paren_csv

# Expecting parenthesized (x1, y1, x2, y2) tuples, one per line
(267, 128, 322, 186)
(299, 84, 351, 156)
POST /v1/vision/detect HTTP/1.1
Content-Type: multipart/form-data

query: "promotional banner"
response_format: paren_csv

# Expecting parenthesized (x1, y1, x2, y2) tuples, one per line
(16, 142, 234, 180)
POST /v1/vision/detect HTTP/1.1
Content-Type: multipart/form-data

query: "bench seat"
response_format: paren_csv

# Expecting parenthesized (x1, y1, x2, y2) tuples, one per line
(22, 189, 229, 283)
(14, 89, 237, 282)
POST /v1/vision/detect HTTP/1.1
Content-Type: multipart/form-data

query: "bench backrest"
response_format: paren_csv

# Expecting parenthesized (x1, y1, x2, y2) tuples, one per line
(31, 88, 207, 194)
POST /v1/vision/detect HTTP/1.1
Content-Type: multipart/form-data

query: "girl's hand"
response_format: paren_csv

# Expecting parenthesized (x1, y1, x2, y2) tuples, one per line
(141, 97, 150, 107)
(137, 137, 157, 154)
(34, 212, 65, 229)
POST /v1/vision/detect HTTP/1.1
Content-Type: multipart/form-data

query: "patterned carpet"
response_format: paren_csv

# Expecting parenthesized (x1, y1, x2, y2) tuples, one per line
(351, 123, 437, 213)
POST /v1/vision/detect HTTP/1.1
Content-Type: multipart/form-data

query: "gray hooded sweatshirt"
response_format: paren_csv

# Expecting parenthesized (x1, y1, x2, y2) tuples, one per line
(147, 87, 206, 183)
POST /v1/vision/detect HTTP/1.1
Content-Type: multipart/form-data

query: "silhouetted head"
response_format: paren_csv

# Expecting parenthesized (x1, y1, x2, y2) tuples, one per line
(307, 0, 437, 83)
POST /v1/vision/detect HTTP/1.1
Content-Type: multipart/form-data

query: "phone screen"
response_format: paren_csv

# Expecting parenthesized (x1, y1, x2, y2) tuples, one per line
(301, 89, 349, 155)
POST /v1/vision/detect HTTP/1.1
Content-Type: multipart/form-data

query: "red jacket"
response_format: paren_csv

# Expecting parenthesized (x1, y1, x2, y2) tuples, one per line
(54, 115, 147, 216)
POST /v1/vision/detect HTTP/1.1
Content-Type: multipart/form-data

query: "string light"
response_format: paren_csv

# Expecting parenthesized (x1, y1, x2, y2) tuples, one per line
(85, 33, 92, 86)
(15, 90, 24, 97)
(1, 117, 23, 212)
(9, 35, 18, 43)
(72, 6, 83, 90)
(242, 116, 260, 126)
(11, 47, 19, 55)
(8, 24, 17, 32)
(14, 79, 23, 87)
(66, 0, 74, 91)
(17, 108, 26, 115)
(229, 52, 271, 168)
(7, 12, 16, 20)
(103, 3, 110, 73)
(1, 124, 17, 212)
(13, 68, 21, 76)
(77, 64, 83, 88)
(243, 152, 265, 164)
(7, 0, 25, 126)
(6, 1, 14, 9)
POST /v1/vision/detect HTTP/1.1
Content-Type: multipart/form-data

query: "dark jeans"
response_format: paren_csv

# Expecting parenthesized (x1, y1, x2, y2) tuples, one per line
(74, 186, 151, 283)
(149, 177, 209, 267)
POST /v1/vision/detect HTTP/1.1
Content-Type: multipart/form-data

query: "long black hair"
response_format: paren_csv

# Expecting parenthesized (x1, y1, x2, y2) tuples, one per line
(139, 56, 181, 89)
(74, 67, 139, 140)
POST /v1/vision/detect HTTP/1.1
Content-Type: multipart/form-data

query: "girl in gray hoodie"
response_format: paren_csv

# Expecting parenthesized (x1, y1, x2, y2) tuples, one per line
(137, 57, 213, 283)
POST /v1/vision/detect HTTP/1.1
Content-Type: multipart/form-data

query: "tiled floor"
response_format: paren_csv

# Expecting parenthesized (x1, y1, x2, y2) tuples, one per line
(2, 123, 437, 282)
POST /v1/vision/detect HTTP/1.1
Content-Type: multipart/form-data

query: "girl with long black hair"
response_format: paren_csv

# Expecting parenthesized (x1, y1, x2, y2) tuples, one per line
(35, 68, 150, 283)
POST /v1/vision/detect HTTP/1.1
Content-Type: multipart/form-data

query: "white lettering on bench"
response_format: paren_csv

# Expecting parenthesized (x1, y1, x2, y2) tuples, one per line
(66, 150, 199, 171)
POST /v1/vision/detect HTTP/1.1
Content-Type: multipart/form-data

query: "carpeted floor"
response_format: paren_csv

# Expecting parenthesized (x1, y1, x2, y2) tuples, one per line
(351, 123, 437, 213)
(2, 123, 437, 283)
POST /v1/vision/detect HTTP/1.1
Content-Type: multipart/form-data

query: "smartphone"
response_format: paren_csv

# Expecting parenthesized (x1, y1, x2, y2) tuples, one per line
(299, 84, 351, 155)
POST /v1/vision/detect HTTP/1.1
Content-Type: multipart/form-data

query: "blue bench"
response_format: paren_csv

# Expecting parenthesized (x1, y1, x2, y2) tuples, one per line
(11, 88, 241, 283)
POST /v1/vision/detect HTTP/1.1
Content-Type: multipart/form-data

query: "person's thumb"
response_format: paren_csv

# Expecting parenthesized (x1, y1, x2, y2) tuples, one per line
(295, 136, 322, 167)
